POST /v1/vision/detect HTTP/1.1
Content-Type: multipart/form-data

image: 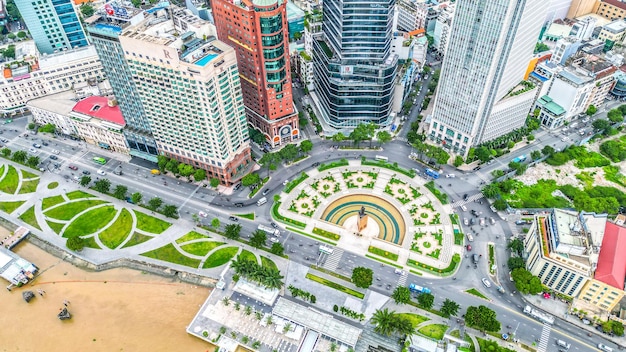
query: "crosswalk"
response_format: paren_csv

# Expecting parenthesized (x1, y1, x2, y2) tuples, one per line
(322, 248, 343, 271)
(450, 192, 484, 208)
(536, 323, 551, 352)
(397, 271, 408, 287)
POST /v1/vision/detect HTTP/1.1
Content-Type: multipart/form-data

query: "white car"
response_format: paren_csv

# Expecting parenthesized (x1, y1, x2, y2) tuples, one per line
(463, 217, 469, 226)
(394, 268, 406, 275)
(460, 205, 467, 212)
(269, 237, 280, 243)
(97, 170, 106, 176)
(29, 148, 37, 154)
(445, 174, 455, 178)
(482, 278, 492, 288)
(52, 149, 60, 155)
(198, 211, 208, 218)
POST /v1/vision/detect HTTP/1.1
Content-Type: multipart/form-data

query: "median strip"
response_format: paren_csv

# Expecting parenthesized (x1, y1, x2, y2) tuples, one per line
(305, 272, 365, 299)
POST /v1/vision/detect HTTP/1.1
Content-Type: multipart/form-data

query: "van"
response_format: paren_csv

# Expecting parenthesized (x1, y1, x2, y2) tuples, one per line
(556, 340, 571, 349)
(597, 344, 613, 352)
(472, 254, 479, 264)
(257, 197, 267, 206)
(466, 233, 474, 242)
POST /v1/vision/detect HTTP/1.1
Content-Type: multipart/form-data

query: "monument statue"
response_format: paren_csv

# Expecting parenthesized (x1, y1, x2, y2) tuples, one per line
(357, 206, 368, 232)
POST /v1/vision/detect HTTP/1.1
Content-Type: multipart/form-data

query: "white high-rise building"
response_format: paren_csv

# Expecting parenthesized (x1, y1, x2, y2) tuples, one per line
(427, 0, 545, 157)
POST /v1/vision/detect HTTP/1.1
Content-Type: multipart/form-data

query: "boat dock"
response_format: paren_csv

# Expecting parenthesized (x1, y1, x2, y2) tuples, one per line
(1, 226, 30, 250)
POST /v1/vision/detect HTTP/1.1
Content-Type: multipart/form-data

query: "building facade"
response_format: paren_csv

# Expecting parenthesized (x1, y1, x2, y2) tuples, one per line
(535, 95, 567, 129)
(70, 96, 129, 154)
(85, 2, 159, 162)
(396, 0, 427, 33)
(596, 0, 626, 20)
(118, 6, 252, 184)
(432, 5, 454, 57)
(15, 0, 88, 54)
(427, 0, 545, 156)
(311, 0, 398, 131)
(212, 0, 299, 148)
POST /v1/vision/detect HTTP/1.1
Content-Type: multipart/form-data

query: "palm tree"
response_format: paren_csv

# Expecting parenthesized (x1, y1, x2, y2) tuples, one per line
(266, 315, 273, 326)
(370, 308, 396, 336)
(440, 299, 460, 318)
(263, 269, 284, 289)
(392, 317, 414, 337)
(222, 297, 230, 306)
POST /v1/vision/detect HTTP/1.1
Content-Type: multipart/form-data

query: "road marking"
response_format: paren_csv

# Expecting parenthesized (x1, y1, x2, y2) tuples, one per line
(536, 323, 551, 352)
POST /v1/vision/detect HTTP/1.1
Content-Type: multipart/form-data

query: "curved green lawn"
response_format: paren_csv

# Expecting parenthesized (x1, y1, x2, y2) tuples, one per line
(397, 313, 429, 328)
(99, 209, 133, 249)
(418, 324, 447, 340)
(0, 165, 19, 194)
(63, 206, 117, 238)
(203, 247, 239, 268)
(180, 241, 225, 256)
(0, 200, 25, 214)
(22, 170, 38, 179)
(47, 182, 59, 190)
(238, 249, 257, 263)
(134, 210, 171, 234)
(141, 243, 201, 268)
(122, 232, 154, 248)
(176, 231, 209, 244)
(19, 206, 41, 230)
(42, 195, 66, 210)
(18, 179, 39, 194)
(45, 199, 108, 221)
(260, 256, 277, 270)
(66, 190, 95, 200)
(82, 236, 101, 249)
(47, 220, 66, 234)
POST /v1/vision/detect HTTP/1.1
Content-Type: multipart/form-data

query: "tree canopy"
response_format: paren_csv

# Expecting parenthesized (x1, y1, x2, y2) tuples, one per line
(511, 268, 542, 294)
(351, 267, 373, 288)
(465, 305, 501, 332)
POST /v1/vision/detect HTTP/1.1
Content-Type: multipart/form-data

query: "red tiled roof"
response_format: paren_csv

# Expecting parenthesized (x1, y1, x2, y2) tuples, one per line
(602, 0, 626, 11)
(72, 96, 125, 126)
(408, 28, 425, 37)
(595, 222, 626, 289)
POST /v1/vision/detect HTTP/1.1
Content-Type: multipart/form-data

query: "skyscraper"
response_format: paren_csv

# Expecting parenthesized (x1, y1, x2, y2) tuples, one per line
(85, 2, 159, 161)
(117, 5, 252, 184)
(15, 0, 88, 54)
(311, 0, 398, 130)
(427, 0, 544, 156)
(212, 0, 299, 147)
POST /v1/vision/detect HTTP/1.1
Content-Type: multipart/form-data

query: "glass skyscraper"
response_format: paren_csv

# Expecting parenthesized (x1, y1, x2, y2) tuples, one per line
(312, 0, 397, 129)
(16, 0, 88, 54)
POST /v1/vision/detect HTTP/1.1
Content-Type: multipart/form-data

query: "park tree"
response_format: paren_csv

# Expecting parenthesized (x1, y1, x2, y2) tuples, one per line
(224, 223, 242, 240)
(241, 172, 260, 187)
(607, 109, 623, 123)
(592, 119, 611, 132)
(210, 177, 220, 188)
(26, 156, 40, 168)
(194, 169, 206, 182)
(94, 178, 111, 193)
(507, 257, 525, 270)
(475, 146, 491, 162)
(299, 140, 313, 154)
(249, 128, 267, 145)
(531, 150, 542, 160)
(66, 236, 85, 251)
(493, 198, 508, 211)
(79, 176, 91, 187)
(113, 185, 128, 200)
(131, 192, 143, 204)
(417, 292, 434, 309)
(249, 230, 267, 248)
(28, 123, 36, 131)
(157, 155, 169, 171)
(585, 104, 597, 116)
(391, 286, 411, 305)
(376, 130, 392, 147)
(211, 217, 221, 230)
(465, 305, 501, 332)
(131, 0, 142, 7)
(165, 159, 179, 174)
(482, 183, 500, 199)
(440, 299, 460, 318)
(370, 308, 396, 336)
(1, 45, 15, 59)
(351, 267, 373, 288)
(332, 132, 346, 147)
(279, 144, 299, 162)
(511, 268, 543, 294)
(453, 155, 464, 167)
(526, 117, 540, 130)
(12, 150, 27, 163)
(259, 152, 280, 177)
(162, 204, 178, 218)
(508, 238, 524, 256)
(39, 124, 56, 133)
(148, 196, 163, 210)
(1, 148, 11, 157)
(270, 242, 284, 256)
(349, 123, 370, 147)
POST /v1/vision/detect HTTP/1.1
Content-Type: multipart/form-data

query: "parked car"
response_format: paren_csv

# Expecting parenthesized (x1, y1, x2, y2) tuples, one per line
(49, 155, 58, 160)
(463, 217, 469, 226)
(32, 143, 41, 148)
(234, 203, 244, 208)
(271, 222, 278, 228)
(466, 244, 472, 251)
(82, 170, 91, 175)
(262, 189, 270, 195)
(68, 165, 78, 170)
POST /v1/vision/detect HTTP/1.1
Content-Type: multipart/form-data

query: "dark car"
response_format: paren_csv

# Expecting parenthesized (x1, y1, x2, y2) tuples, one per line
(271, 222, 278, 228)
(262, 189, 270, 196)
(463, 194, 469, 201)
(234, 203, 244, 208)
(50, 155, 58, 160)
(229, 216, 238, 222)
(42, 142, 49, 146)
(82, 170, 91, 175)
(68, 165, 78, 170)
(312, 162, 320, 167)
(233, 183, 242, 191)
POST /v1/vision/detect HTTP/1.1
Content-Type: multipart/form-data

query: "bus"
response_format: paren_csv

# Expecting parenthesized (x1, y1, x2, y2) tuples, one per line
(92, 157, 107, 165)
(375, 155, 388, 162)
(424, 168, 439, 179)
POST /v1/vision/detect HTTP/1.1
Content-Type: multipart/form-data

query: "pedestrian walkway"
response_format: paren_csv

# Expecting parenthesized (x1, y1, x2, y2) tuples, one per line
(397, 271, 408, 287)
(322, 248, 343, 272)
(536, 323, 551, 352)
(450, 193, 484, 208)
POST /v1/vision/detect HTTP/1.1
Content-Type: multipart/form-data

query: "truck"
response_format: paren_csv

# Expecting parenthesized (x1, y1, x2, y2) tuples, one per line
(409, 283, 431, 294)
(511, 155, 527, 163)
(523, 305, 555, 325)
(256, 197, 267, 206)
(257, 224, 280, 237)
(424, 168, 439, 179)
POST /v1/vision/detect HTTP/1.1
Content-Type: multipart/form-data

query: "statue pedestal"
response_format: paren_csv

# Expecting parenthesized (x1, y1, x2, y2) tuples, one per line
(344, 216, 379, 239)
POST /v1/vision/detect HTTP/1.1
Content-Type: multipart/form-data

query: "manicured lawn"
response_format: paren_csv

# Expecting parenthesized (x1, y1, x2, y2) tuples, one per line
(0, 200, 25, 214)
(305, 273, 364, 299)
(66, 190, 96, 200)
(365, 254, 403, 268)
(397, 313, 429, 328)
(122, 232, 154, 248)
(312, 227, 341, 241)
(99, 209, 133, 249)
(465, 288, 489, 300)
(141, 243, 201, 268)
(424, 181, 448, 204)
(22, 170, 38, 179)
(260, 256, 277, 270)
(45, 199, 108, 220)
(407, 253, 460, 276)
(42, 195, 66, 210)
(203, 246, 239, 268)
(134, 210, 172, 234)
(368, 246, 399, 261)
(176, 231, 209, 244)
(234, 213, 255, 220)
(238, 249, 257, 263)
(454, 231, 464, 245)
(63, 206, 117, 238)
(18, 179, 39, 194)
(180, 241, 225, 256)
(19, 206, 41, 230)
(82, 236, 101, 249)
(47, 181, 59, 190)
(0, 165, 19, 194)
(418, 324, 447, 340)
(47, 220, 66, 234)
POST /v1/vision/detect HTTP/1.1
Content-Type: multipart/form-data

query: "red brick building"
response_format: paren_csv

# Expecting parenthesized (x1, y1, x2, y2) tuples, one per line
(212, 0, 299, 147)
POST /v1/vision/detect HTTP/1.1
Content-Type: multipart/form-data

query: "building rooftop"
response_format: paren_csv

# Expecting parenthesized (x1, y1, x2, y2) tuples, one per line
(558, 68, 594, 86)
(602, 19, 626, 34)
(576, 13, 611, 27)
(26, 90, 81, 116)
(603, 0, 626, 10)
(595, 222, 626, 290)
(72, 96, 125, 126)
(0, 246, 37, 286)
(545, 23, 573, 39)
(537, 95, 566, 115)
(272, 298, 362, 347)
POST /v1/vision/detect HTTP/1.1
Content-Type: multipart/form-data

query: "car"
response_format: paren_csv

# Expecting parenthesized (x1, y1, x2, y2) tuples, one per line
(482, 278, 491, 288)
(271, 222, 278, 228)
(269, 237, 279, 243)
(460, 205, 467, 212)
(228, 216, 238, 222)
(198, 211, 208, 218)
(97, 170, 106, 176)
(463, 217, 469, 226)
(463, 194, 468, 201)
(394, 268, 406, 275)
(597, 343, 614, 352)
(312, 162, 320, 167)
(283, 180, 289, 186)
(445, 174, 455, 178)
(32, 143, 41, 148)
(51, 149, 59, 155)
(466, 244, 472, 251)
(29, 148, 37, 153)
(82, 170, 91, 175)
(42, 142, 49, 146)
(262, 189, 270, 196)
(233, 183, 242, 191)
(49, 155, 58, 160)
(234, 203, 244, 208)
(68, 165, 78, 170)
(470, 218, 476, 225)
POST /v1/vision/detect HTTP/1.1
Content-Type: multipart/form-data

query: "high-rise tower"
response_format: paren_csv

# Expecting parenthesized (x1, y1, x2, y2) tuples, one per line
(85, 2, 159, 162)
(427, 0, 544, 157)
(311, 0, 398, 130)
(15, 0, 88, 54)
(212, 0, 299, 147)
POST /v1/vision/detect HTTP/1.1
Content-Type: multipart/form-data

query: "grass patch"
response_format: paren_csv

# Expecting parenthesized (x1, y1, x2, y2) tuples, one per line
(180, 241, 226, 256)
(604, 165, 626, 187)
(417, 324, 447, 340)
(19, 206, 41, 230)
(361, 159, 415, 178)
(407, 253, 460, 276)
(142, 243, 201, 268)
(488, 244, 495, 275)
(203, 246, 239, 268)
(397, 313, 429, 328)
(454, 231, 464, 245)
(272, 202, 306, 228)
(367, 246, 399, 261)
(47, 181, 59, 189)
(286, 226, 336, 245)
(21, 170, 37, 178)
(234, 213, 255, 220)
(284, 172, 309, 193)
(122, 232, 154, 248)
(424, 181, 448, 204)
(499, 179, 570, 209)
(82, 236, 101, 249)
(312, 227, 340, 241)
(260, 256, 277, 270)
(176, 230, 210, 244)
(98, 209, 133, 249)
(47, 220, 66, 234)
(305, 273, 364, 299)
(409, 269, 423, 276)
(0, 165, 19, 194)
(134, 210, 172, 234)
(66, 190, 95, 200)
(238, 249, 257, 263)
(310, 265, 353, 282)
(18, 179, 39, 194)
(42, 195, 66, 210)
(317, 159, 349, 172)
(63, 206, 117, 238)
(0, 200, 25, 214)
(45, 199, 108, 221)
(465, 288, 489, 300)
(365, 254, 403, 268)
